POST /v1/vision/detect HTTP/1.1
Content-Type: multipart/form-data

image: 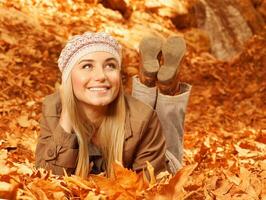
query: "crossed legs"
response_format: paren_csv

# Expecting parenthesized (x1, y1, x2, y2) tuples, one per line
(132, 34, 192, 173)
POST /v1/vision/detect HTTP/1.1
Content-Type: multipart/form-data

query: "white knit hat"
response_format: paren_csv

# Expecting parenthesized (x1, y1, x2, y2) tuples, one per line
(58, 32, 122, 83)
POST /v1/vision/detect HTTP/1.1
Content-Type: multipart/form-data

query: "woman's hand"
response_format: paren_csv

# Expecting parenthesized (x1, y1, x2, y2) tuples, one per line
(59, 86, 73, 133)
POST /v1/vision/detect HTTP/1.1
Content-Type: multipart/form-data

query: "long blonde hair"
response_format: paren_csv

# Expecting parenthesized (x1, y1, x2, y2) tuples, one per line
(61, 74, 127, 178)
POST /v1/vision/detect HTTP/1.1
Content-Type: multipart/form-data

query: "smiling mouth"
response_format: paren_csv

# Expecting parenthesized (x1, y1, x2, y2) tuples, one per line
(87, 86, 110, 91)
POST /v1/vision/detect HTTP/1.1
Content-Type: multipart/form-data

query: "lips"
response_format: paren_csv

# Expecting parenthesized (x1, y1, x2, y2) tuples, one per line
(87, 86, 110, 91)
(89, 87, 108, 91)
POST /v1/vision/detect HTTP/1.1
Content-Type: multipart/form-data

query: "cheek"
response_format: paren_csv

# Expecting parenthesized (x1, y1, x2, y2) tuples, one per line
(110, 73, 121, 88)
(71, 71, 86, 93)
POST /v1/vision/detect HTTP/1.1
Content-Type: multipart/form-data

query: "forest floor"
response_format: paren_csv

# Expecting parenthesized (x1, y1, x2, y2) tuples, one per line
(0, 1, 265, 199)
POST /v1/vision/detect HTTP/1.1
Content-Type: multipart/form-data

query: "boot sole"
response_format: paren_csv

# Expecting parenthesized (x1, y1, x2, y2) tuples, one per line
(157, 36, 186, 84)
(139, 35, 163, 78)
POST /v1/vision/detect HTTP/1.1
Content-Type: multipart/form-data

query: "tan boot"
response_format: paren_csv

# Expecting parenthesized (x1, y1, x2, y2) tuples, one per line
(157, 36, 186, 95)
(139, 34, 163, 87)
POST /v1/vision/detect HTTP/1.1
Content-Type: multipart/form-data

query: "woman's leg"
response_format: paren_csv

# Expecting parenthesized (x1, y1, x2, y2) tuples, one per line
(155, 35, 191, 165)
(156, 83, 192, 164)
(132, 77, 192, 172)
(132, 34, 191, 173)
(131, 75, 157, 109)
(132, 76, 191, 173)
(131, 35, 162, 108)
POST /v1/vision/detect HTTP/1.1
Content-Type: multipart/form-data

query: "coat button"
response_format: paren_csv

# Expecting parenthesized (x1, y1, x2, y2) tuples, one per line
(47, 149, 54, 157)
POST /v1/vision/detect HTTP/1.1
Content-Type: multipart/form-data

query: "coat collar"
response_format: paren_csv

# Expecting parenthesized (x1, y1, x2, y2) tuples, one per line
(124, 110, 133, 140)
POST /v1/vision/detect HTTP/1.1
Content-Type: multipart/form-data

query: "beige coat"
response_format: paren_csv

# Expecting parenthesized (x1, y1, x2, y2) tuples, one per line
(35, 91, 167, 176)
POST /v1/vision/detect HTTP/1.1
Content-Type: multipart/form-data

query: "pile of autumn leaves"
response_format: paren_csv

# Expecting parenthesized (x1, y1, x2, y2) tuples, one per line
(0, 149, 197, 199)
(0, 0, 266, 199)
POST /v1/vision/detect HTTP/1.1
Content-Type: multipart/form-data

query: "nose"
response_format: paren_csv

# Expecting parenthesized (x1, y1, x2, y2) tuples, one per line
(93, 65, 106, 81)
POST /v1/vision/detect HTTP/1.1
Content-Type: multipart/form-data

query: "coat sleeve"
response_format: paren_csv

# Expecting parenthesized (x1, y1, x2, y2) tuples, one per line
(35, 103, 79, 175)
(132, 110, 167, 177)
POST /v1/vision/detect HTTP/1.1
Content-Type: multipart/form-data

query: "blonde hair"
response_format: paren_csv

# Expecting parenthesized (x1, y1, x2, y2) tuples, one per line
(61, 75, 126, 178)
(97, 86, 126, 177)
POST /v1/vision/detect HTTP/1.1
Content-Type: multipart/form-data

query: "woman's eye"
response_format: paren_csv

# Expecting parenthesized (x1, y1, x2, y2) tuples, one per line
(82, 64, 93, 69)
(105, 63, 117, 69)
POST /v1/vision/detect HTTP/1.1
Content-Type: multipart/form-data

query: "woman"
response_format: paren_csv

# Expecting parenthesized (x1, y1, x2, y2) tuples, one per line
(35, 32, 167, 178)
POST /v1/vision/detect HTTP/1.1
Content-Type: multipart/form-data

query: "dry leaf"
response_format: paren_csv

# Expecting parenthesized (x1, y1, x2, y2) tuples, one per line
(17, 115, 31, 128)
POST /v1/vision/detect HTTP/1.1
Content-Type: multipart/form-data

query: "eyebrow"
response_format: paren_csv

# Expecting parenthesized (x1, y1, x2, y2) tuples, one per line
(78, 57, 118, 64)
(105, 58, 118, 63)
(78, 59, 94, 64)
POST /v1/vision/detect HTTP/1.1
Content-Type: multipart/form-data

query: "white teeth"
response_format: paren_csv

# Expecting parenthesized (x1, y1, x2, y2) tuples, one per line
(88, 87, 108, 91)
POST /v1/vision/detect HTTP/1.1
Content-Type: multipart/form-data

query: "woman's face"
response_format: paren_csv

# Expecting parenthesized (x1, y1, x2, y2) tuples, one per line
(71, 51, 121, 108)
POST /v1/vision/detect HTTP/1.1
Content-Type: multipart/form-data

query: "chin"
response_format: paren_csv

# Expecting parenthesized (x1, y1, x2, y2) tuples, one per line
(93, 101, 110, 106)
(87, 97, 114, 107)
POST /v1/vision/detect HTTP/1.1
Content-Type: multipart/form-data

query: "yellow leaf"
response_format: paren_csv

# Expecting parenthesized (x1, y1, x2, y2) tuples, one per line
(84, 191, 106, 200)
(222, 170, 241, 186)
(0, 181, 13, 192)
(212, 179, 233, 196)
(17, 115, 31, 128)
(13, 162, 33, 176)
(5, 132, 19, 148)
(146, 161, 156, 186)
(26, 101, 35, 107)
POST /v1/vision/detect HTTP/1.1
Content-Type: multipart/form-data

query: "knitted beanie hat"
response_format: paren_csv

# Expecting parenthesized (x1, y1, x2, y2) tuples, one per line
(58, 32, 122, 83)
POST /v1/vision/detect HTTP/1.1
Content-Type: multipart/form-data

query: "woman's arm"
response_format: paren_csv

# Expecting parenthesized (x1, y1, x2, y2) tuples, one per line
(132, 110, 167, 177)
(35, 103, 78, 175)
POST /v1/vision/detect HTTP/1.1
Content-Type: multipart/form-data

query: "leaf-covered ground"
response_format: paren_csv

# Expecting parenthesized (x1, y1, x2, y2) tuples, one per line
(0, 1, 265, 199)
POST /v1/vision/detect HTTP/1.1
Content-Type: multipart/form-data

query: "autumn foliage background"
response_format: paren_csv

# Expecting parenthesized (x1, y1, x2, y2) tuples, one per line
(0, 0, 265, 199)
